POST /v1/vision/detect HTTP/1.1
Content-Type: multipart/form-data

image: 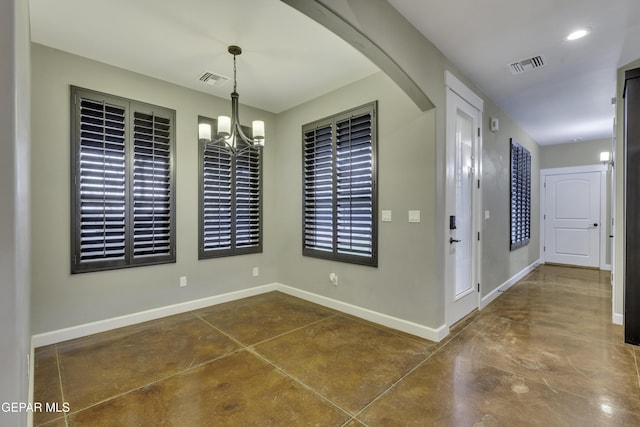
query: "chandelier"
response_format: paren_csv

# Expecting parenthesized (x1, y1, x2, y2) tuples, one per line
(198, 45, 265, 152)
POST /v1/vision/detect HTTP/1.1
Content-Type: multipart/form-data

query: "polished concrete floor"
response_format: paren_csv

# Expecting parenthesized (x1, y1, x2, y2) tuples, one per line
(34, 265, 640, 426)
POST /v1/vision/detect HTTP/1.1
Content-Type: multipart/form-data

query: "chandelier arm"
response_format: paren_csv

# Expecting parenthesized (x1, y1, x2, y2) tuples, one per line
(234, 121, 260, 145)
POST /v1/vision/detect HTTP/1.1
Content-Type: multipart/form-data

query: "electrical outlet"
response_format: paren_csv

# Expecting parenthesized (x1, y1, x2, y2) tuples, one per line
(179, 276, 187, 287)
(329, 273, 338, 286)
(253, 267, 259, 277)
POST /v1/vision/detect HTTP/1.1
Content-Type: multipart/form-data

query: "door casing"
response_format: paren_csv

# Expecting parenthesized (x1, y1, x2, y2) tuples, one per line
(445, 71, 483, 327)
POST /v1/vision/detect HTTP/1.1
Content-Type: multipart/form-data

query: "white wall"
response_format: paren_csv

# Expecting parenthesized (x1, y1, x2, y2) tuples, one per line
(0, 0, 31, 425)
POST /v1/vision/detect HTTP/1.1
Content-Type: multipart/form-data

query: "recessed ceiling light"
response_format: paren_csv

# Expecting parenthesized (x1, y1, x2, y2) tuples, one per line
(566, 28, 591, 41)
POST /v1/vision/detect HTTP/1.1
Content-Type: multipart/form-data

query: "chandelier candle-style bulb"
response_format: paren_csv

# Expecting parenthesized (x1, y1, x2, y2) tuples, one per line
(217, 116, 231, 137)
(198, 123, 212, 141)
(252, 120, 265, 145)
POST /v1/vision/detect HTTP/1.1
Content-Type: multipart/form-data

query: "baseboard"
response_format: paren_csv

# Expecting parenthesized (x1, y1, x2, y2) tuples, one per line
(276, 283, 449, 342)
(481, 258, 542, 309)
(601, 264, 612, 271)
(612, 312, 623, 325)
(32, 281, 449, 347)
(31, 284, 277, 348)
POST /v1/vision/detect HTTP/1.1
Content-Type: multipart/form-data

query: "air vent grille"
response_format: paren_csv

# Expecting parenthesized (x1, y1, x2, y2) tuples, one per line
(197, 72, 229, 87)
(509, 56, 545, 75)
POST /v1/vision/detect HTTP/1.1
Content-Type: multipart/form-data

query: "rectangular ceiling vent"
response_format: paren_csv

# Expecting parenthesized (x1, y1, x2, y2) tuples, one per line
(197, 71, 229, 87)
(509, 55, 545, 75)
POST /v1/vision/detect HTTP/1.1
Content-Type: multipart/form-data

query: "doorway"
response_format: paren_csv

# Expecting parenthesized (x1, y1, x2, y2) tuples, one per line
(445, 71, 482, 327)
(540, 165, 607, 269)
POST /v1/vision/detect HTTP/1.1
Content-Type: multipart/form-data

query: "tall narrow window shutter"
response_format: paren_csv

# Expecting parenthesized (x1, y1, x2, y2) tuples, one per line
(510, 140, 531, 249)
(303, 124, 334, 253)
(131, 110, 174, 261)
(202, 142, 233, 252)
(336, 112, 374, 258)
(76, 97, 127, 266)
(198, 118, 262, 258)
(235, 141, 261, 250)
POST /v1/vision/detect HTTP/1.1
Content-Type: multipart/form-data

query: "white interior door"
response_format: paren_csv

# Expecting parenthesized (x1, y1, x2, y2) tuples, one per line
(446, 72, 481, 327)
(544, 171, 601, 267)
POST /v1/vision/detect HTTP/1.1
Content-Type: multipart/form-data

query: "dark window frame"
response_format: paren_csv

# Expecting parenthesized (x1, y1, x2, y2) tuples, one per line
(198, 115, 263, 259)
(510, 138, 531, 250)
(70, 86, 176, 273)
(302, 102, 378, 267)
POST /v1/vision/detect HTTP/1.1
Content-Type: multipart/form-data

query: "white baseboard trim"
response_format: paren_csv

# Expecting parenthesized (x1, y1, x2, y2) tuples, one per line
(612, 312, 624, 325)
(31, 284, 278, 348)
(481, 259, 542, 309)
(32, 281, 449, 348)
(276, 283, 449, 342)
(601, 264, 612, 271)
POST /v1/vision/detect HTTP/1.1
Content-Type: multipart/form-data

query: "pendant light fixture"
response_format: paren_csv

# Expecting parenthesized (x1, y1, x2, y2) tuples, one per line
(198, 45, 265, 152)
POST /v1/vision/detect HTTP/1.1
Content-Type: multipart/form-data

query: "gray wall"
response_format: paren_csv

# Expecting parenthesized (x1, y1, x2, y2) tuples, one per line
(31, 0, 543, 338)
(276, 72, 440, 326)
(306, 0, 541, 306)
(0, 0, 31, 425)
(481, 106, 540, 293)
(541, 139, 611, 169)
(31, 44, 278, 334)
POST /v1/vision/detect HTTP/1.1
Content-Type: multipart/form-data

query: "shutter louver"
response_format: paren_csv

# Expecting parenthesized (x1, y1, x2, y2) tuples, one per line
(77, 98, 127, 265)
(236, 141, 261, 249)
(132, 111, 174, 260)
(202, 142, 233, 251)
(336, 112, 374, 258)
(303, 124, 334, 253)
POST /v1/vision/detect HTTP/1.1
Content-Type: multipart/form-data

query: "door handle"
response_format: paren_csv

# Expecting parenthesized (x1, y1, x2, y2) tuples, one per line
(449, 238, 461, 244)
(593, 223, 598, 227)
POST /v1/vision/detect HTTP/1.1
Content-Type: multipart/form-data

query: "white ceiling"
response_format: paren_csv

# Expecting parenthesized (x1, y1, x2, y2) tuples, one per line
(30, 0, 640, 146)
(388, 0, 640, 145)
(29, 0, 379, 114)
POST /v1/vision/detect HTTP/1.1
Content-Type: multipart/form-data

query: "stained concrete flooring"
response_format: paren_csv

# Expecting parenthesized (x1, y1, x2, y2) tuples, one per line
(34, 265, 640, 426)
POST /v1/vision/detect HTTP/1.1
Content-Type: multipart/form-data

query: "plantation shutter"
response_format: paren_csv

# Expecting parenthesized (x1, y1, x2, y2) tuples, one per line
(336, 111, 374, 259)
(75, 97, 127, 268)
(303, 123, 334, 254)
(71, 87, 176, 273)
(302, 102, 377, 266)
(198, 117, 262, 258)
(235, 140, 262, 250)
(131, 109, 175, 262)
(201, 141, 233, 253)
(510, 140, 531, 250)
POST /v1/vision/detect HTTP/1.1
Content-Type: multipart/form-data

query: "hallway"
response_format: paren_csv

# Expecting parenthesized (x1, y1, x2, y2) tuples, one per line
(34, 265, 640, 426)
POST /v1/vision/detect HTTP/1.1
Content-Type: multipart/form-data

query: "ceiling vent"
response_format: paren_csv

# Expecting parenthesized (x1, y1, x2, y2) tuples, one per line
(197, 71, 229, 87)
(508, 55, 545, 75)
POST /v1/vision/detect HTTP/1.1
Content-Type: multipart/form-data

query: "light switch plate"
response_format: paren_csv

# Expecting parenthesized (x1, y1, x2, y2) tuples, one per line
(408, 210, 421, 223)
(485, 210, 490, 220)
(381, 210, 392, 222)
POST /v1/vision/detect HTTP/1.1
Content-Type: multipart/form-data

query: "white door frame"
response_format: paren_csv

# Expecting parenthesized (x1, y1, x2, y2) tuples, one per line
(444, 71, 483, 327)
(540, 164, 608, 270)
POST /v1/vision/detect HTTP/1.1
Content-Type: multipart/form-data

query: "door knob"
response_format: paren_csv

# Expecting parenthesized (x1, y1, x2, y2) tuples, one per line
(593, 223, 598, 227)
(449, 238, 461, 244)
